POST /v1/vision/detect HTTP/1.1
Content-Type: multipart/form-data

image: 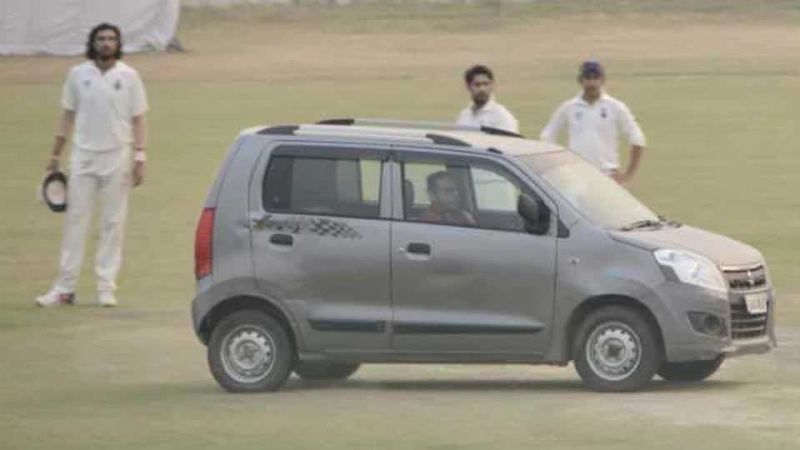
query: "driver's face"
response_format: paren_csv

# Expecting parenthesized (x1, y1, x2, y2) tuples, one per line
(431, 177, 461, 209)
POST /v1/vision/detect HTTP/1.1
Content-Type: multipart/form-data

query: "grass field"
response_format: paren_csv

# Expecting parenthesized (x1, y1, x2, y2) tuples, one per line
(1, 2, 800, 449)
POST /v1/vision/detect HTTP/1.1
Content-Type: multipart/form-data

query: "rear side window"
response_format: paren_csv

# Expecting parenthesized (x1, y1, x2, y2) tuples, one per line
(263, 154, 381, 219)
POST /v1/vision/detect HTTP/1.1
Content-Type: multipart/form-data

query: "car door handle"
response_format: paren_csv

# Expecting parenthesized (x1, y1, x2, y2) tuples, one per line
(406, 242, 431, 255)
(270, 233, 294, 246)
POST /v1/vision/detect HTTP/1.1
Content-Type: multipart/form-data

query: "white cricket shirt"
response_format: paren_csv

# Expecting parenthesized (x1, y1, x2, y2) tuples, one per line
(456, 98, 519, 134)
(539, 92, 646, 171)
(61, 61, 149, 151)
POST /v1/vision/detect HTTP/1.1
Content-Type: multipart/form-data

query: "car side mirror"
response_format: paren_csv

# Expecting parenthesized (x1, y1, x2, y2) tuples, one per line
(517, 194, 550, 235)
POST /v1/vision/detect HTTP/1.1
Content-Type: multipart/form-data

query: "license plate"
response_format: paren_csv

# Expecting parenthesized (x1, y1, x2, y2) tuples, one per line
(744, 293, 769, 314)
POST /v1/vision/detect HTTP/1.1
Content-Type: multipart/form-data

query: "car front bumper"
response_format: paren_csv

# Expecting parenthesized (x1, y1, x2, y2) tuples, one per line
(650, 282, 776, 362)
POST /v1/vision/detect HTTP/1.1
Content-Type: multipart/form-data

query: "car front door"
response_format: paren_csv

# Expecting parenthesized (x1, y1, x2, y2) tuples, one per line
(390, 150, 558, 357)
(250, 143, 392, 353)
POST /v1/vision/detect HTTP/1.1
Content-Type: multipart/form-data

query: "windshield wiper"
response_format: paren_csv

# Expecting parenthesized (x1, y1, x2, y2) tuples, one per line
(619, 219, 664, 231)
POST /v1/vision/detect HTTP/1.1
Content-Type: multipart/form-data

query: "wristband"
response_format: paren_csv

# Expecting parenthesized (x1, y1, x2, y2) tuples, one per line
(134, 151, 147, 162)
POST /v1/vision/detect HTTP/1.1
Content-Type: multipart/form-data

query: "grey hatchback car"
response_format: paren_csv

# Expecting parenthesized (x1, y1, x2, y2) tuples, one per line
(191, 119, 776, 392)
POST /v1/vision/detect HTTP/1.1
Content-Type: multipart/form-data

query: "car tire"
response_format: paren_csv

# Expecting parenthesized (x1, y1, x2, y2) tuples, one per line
(658, 356, 724, 382)
(573, 305, 663, 392)
(294, 361, 361, 381)
(207, 310, 293, 393)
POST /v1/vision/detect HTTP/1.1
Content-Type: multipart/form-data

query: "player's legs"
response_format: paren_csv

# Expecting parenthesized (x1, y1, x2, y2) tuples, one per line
(95, 149, 131, 300)
(51, 151, 99, 297)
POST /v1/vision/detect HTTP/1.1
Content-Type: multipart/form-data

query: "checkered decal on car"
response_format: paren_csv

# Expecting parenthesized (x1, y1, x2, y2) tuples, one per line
(309, 218, 362, 239)
(253, 215, 362, 239)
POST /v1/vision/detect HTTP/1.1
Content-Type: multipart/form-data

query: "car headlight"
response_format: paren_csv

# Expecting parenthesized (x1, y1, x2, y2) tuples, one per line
(653, 249, 727, 292)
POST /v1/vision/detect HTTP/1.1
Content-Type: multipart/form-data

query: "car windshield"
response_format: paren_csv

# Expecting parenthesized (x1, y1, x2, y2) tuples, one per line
(519, 151, 659, 230)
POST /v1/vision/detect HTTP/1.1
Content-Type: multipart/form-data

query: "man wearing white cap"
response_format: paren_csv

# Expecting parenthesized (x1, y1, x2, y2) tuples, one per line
(36, 23, 149, 307)
(540, 60, 646, 184)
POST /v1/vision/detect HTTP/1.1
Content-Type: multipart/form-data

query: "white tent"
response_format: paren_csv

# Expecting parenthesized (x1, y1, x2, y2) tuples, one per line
(0, 0, 180, 55)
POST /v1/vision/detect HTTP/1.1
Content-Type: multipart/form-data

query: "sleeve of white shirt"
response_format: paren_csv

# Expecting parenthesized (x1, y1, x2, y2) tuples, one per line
(60, 69, 78, 111)
(129, 71, 149, 117)
(617, 102, 646, 147)
(539, 102, 569, 144)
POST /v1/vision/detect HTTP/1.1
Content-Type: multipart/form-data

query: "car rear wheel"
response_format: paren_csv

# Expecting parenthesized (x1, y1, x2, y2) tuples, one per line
(658, 356, 724, 382)
(294, 361, 360, 381)
(573, 305, 663, 392)
(208, 310, 293, 392)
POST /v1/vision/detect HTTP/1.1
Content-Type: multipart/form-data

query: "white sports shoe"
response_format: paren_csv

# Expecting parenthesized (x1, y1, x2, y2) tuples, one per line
(35, 290, 75, 307)
(98, 291, 118, 307)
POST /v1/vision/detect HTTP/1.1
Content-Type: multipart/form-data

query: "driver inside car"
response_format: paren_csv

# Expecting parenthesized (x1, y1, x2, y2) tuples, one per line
(420, 171, 476, 226)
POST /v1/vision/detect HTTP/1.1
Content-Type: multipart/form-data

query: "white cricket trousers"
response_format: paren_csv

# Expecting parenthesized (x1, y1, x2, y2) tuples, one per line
(53, 146, 132, 294)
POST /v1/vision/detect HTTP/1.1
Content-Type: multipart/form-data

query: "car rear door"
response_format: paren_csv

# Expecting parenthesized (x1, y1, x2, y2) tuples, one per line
(250, 142, 393, 353)
(389, 148, 558, 357)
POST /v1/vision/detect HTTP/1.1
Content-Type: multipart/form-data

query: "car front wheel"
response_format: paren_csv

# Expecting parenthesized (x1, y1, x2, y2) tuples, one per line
(207, 310, 293, 393)
(573, 305, 663, 392)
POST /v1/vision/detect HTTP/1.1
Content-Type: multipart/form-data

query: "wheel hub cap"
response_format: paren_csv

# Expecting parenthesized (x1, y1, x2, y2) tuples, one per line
(221, 326, 275, 384)
(586, 322, 642, 381)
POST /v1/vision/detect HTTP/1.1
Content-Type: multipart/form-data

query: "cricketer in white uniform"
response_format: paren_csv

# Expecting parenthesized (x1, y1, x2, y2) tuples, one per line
(456, 65, 519, 134)
(36, 23, 149, 308)
(540, 61, 646, 184)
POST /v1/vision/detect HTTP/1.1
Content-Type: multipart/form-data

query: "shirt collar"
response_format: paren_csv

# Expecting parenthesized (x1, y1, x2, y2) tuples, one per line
(86, 60, 122, 75)
(575, 90, 611, 106)
(469, 97, 499, 114)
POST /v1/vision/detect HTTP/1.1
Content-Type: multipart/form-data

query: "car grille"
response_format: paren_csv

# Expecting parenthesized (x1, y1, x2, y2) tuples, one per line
(722, 265, 770, 340)
(722, 265, 766, 291)
(730, 301, 769, 340)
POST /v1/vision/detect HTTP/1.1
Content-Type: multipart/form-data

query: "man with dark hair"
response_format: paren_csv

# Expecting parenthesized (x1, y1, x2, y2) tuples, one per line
(540, 60, 646, 184)
(456, 65, 519, 134)
(36, 23, 149, 307)
(420, 171, 475, 226)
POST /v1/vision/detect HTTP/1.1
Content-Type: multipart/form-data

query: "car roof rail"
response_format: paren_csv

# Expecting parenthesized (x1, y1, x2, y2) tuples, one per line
(316, 118, 525, 139)
(256, 125, 299, 135)
(425, 133, 469, 147)
(480, 126, 524, 138)
(254, 124, 470, 147)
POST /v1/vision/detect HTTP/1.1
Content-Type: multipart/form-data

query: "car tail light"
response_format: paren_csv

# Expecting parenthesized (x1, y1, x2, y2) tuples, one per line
(195, 208, 215, 280)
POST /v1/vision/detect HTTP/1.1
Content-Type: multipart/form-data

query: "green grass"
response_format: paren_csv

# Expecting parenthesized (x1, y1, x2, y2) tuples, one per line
(2, 3, 800, 449)
(2, 75, 799, 450)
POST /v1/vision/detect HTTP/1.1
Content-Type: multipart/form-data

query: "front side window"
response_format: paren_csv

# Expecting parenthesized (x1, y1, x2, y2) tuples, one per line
(401, 157, 539, 233)
(263, 153, 382, 219)
(472, 166, 520, 212)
